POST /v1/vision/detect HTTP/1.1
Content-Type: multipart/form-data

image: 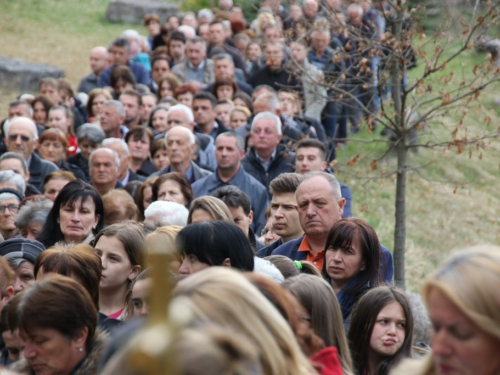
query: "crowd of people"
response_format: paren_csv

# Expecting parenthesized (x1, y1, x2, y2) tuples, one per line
(0, 0, 499, 374)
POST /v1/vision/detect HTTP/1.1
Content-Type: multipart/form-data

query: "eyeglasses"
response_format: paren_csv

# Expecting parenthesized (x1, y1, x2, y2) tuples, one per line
(299, 316, 312, 323)
(8, 134, 31, 142)
(0, 204, 19, 213)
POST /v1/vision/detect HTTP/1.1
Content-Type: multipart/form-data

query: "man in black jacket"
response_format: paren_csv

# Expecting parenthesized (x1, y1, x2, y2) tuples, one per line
(241, 112, 294, 192)
(5, 117, 58, 192)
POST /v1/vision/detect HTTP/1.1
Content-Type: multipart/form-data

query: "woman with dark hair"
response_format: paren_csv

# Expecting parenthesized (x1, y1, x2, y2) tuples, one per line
(176, 221, 254, 280)
(283, 274, 354, 375)
(31, 96, 54, 126)
(322, 218, 381, 328)
(232, 91, 253, 111)
(37, 180, 104, 248)
(136, 178, 157, 221)
(212, 76, 238, 100)
(8, 274, 106, 375)
(47, 105, 78, 156)
(93, 222, 145, 320)
(124, 126, 157, 177)
(348, 286, 414, 375)
(86, 89, 113, 121)
(151, 138, 169, 171)
(157, 73, 179, 101)
(110, 65, 136, 98)
(152, 172, 193, 208)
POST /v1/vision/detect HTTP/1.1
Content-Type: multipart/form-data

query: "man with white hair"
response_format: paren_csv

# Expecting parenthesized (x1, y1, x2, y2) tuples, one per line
(152, 126, 211, 184)
(102, 138, 145, 186)
(0, 170, 25, 199)
(89, 148, 122, 196)
(99, 100, 128, 139)
(172, 37, 215, 87)
(77, 46, 108, 94)
(5, 117, 58, 192)
(241, 112, 294, 191)
(0, 152, 40, 197)
(166, 104, 216, 171)
(144, 201, 188, 228)
(121, 29, 151, 72)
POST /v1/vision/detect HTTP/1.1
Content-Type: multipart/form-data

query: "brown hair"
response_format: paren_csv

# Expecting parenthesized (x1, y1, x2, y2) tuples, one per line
(43, 171, 77, 194)
(102, 189, 138, 225)
(157, 73, 180, 101)
(152, 172, 193, 208)
(295, 138, 327, 161)
(8, 274, 97, 352)
(86, 89, 113, 117)
(34, 244, 102, 310)
(31, 96, 54, 118)
(143, 13, 160, 25)
(264, 255, 300, 279)
(187, 196, 232, 223)
(174, 82, 199, 98)
(0, 257, 14, 296)
(125, 126, 154, 154)
(212, 76, 238, 99)
(269, 172, 302, 195)
(39, 128, 68, 150)
(110, 65, 136, 89)
(137, 178, 157, 221)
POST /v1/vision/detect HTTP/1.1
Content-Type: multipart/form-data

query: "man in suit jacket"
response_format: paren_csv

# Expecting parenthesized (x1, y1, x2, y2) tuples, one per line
(5, 117, 58, 192)
(151, 126, 211, 184)
(102, 138, 145, 186)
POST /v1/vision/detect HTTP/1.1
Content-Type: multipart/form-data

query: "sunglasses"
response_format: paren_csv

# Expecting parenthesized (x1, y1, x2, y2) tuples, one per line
(8, 134, 31, 142)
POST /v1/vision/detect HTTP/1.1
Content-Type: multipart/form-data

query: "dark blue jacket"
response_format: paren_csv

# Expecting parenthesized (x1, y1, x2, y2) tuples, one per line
(271, 235, 394, 283)
(191, 165, 268, 234)
(98, 61, 150, 87)
(257, 238, 283, 258)
(241, 145, 295, 193)
(28, 153, 59, 192)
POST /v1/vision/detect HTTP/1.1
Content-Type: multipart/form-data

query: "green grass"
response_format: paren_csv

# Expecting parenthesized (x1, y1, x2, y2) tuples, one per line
(1, 0, 500, 291)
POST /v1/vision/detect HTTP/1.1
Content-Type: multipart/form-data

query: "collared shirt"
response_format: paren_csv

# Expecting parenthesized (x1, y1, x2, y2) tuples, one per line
(185, 163, 194, 183)
(121, 169, 130, 186)
(187, 59, 206, 70)
(254, 148, 276, 172)
(308, 47, 335, 71)
(297, 236, 325, 271)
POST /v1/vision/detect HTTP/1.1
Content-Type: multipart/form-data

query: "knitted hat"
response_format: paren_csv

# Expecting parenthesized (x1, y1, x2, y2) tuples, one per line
(0, 238, 45, 264)
(0, 188, 23, 202)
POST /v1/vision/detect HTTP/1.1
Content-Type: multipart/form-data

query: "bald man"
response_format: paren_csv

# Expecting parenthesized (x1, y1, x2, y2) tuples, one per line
(77, 46, 109, 94)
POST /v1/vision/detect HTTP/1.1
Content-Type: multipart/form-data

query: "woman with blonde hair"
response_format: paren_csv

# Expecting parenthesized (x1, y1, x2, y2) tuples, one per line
(173, 267, 318, 375)
(283, 274, 354, 375)
(187, 196, 232, 224)
(392, 246, 500, 375)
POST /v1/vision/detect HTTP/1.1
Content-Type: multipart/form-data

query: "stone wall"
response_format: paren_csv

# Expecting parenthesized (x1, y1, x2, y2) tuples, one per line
(105, 0, 179, 24)
(0, 57, 65, 92)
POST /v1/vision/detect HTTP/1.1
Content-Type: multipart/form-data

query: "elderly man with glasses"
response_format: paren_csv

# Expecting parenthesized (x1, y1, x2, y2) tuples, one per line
(0, 188, 23, 240)
(5, 117, 59, 192)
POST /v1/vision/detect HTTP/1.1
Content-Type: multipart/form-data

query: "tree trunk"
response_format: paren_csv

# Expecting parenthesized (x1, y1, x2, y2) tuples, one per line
(391, 0, 407, 289)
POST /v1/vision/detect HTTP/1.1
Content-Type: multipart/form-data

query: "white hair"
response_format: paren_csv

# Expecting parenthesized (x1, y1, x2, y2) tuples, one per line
(197, 8, 214, 22)
(165, 126, 196, 146)
(251, 112, 282, 136)
(253, 257, 285, 284)
(0, 192, 21, 203)
(102, 137, 130, 156)
(167, 104, 194, 123)
(121, 29, 140, 43)
(178, 25, 196, 39)
(298, 171, 342, 200)
(0, 170, 26, 194)
(103, 100, 126, 117)
(144, 201, 188, 227)
(347, 3, 363, 16)
(4, 117, 38, 141)
(88, 148, 121, 171)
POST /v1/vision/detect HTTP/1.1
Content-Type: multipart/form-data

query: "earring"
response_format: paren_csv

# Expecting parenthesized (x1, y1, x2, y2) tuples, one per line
(78, 347, 83, 352)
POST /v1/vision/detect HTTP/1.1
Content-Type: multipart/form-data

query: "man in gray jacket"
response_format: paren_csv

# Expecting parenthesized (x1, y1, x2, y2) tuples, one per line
(171, 37, 215, 88)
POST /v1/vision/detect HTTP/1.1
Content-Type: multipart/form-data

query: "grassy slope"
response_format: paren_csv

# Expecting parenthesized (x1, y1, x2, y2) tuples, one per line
(1, 0, 499, 290)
